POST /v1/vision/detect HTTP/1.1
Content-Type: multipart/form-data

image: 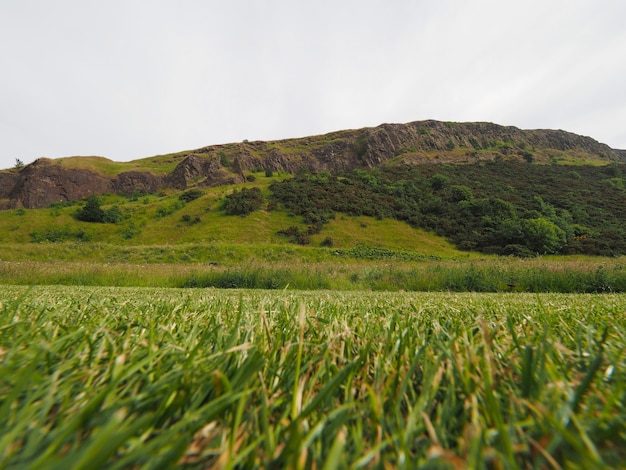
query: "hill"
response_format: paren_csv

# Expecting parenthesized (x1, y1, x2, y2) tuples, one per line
(2, 120, 625, 209)
(1, 119, 626, 267)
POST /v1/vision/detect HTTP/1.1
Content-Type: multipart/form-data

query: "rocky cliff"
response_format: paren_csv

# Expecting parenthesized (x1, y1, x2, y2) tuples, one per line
(2, 120, 624, 209)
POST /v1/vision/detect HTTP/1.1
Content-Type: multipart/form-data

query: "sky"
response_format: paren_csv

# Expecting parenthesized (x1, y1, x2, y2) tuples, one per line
(1, 0, 625, 171)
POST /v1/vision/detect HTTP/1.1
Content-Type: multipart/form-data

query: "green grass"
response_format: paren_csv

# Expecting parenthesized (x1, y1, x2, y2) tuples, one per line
(1, 251, 626, 293)
(1, 287, 624, 468)
(55, 154, 189, 176)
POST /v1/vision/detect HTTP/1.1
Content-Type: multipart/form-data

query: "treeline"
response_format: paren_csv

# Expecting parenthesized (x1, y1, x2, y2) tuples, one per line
(268, 161, 626, 256)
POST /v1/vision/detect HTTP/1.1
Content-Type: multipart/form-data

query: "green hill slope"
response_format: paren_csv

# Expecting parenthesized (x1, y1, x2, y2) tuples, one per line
(2, 159, 625, 259)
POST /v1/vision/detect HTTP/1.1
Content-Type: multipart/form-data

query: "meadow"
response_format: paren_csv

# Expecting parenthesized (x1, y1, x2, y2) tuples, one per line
(1, 247, 625, 293)
(1, 286, 624, 468)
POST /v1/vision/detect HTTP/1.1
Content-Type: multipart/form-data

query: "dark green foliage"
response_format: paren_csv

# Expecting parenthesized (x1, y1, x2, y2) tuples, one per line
(448, 185, 473, 202)
(75, 195, 104, 222)
(430, 173, 449, 190)
(47, 200, 75, 209)
(102, 206, 123, 224)
(277, 226, 310, 245)
(30, 227, 90, 243)
(333, 244, 439, 261)
(75, 196, 123, 224)
(218, 151, 229, 167)
(269, 161, 626, 256)
(221, 187, 264, 216)
(181, 214, 201, 225)
(320, 237, 334, 247)
(178, 189, 204, 203)
(121, 223, 141, 240)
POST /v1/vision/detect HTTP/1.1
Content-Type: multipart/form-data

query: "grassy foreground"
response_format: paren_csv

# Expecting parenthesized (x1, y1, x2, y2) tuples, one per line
(1, 286, 624, 468)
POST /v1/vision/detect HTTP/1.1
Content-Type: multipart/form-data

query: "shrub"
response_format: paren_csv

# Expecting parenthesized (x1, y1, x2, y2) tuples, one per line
(181, 214, 201, 225)
(320, 237, 334, 247)
(179, 189, 204, 203)
(277, 226, 310, 245)
(102, 206, 123, 223)
(219, 151, 229, 167)
(522, 217, 566, 254)
(75, 196, 105, 222)
(30, 227, 91, 243)
(430, 174, 449, 190)
(222, 187, 264, 216)
(74, 196, 123, 224)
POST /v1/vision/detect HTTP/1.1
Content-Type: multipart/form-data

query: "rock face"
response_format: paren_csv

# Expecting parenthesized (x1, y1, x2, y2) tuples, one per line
(112, 171, 162, 195)
(165, 155, 236, 189)
(2, 120, 624, 209)
(5, 158, 111, 209)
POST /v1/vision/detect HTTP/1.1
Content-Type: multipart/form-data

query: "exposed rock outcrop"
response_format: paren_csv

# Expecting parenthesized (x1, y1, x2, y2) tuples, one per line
(7, 158, 111, 208)
(165, 154, 239, 189)
(113, 171, 163, 195)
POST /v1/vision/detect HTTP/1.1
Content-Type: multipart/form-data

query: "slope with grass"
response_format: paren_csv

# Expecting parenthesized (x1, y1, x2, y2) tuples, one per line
(2, 158, 626, 291)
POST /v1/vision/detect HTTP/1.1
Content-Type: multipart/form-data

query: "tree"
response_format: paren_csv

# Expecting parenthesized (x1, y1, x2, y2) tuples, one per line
(522, 217, 566, 254)
(76, 196, 105, 222)
(75, 196, 123, 223)
(430, 174, 449, 191)
(14, 158, 24, 169)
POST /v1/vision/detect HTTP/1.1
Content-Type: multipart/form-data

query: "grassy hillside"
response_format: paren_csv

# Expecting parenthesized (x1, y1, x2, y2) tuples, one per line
(2, 159, 626, 291)
(0, 178, 459, 255)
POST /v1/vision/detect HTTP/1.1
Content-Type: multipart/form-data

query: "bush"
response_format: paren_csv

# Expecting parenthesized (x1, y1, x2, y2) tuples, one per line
(30, 227, 91, 243)
(277, 226, 310, 245)
(102, 206, 123, 223)
(430, 174, 449, 191)
(222, 187, 264, 216)
(181, 214, 201, 225)
(179, 189, 204, 203)
(75, 196, 105, 222)
(320, 237, 334, 247)
(75, 196, 122, 224)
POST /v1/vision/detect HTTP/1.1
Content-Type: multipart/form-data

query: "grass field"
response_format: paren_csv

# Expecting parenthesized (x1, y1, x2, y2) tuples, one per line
(1, 246, 625, 293)
(1, 286, 624, 468)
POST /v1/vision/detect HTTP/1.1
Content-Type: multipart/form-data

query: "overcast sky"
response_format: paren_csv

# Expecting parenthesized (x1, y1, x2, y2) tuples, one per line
(1, 0, 625, 170)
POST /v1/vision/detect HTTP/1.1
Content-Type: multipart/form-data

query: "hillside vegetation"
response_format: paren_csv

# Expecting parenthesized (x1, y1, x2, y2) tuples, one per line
(3, 160, 624, 256)
(1, 160, 626, 291)
(1, 120, 626, 290)
(269, 161, 626, 256)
